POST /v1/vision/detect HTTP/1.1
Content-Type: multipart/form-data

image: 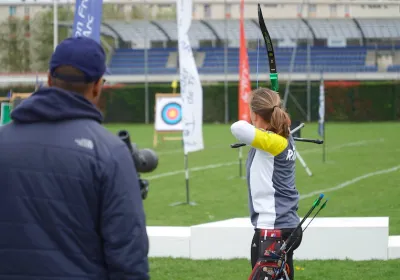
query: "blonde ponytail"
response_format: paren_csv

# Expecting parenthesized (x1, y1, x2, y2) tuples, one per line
(270, 106, 291, 138)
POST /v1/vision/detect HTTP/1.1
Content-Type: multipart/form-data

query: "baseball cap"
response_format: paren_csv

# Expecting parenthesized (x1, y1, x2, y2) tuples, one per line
(49, 36, 106, 83)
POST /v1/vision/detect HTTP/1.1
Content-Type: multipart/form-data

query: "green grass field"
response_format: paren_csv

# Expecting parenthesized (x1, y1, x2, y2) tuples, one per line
(106, 122, 400, 280)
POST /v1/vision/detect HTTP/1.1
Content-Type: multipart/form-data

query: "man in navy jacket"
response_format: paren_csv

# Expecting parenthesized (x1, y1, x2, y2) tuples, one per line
(0, 37, 150, 279)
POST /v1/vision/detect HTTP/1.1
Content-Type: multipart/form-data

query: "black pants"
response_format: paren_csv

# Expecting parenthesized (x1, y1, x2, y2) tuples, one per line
(251, 227, 303, 280)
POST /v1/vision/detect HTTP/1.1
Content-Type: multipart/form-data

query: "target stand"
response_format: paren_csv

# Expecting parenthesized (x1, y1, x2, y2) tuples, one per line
(153, 93, 183, 148)
(0, 91, 32, 126)
(11, 92, 32, 105)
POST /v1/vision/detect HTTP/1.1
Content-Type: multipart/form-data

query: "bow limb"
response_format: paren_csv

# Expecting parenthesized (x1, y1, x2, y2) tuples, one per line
(257, 4, 279, 92)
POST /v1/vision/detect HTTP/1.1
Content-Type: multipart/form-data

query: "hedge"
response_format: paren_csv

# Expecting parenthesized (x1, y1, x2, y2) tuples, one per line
(3, 81, 400, 123)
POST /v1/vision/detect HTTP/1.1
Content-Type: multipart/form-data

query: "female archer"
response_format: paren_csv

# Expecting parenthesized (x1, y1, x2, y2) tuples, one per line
(230, 87, 302, 280)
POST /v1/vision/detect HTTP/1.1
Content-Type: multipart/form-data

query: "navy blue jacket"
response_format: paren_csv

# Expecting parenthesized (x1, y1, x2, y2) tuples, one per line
(0, 87, 149, 279)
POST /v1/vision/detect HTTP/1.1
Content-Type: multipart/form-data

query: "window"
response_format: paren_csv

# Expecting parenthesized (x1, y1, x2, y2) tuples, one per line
(24, 6, 30, 16)
(9, 6, 16, 17)
(297, 4, 303, 16)
(192, 4, 196, 16)
(345, 4, 350, 17)
(297, 4, 302, 13)
(329, 4, 337, 17)
(225, 3, 231, 18)
(308, 4, 316, 12)
(204, 4, 211, 19)
(263, 4, 278, 8)
(308, 4, 316, 17)
(368, 5, 382, 9)
(116, 4, 123, 12)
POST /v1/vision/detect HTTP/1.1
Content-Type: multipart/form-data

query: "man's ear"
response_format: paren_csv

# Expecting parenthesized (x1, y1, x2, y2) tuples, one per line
(47, 72, 52, 87)
(92, 78, 103, 102)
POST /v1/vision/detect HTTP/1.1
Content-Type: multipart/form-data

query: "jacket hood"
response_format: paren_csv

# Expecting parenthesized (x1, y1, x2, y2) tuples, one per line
(11, 87, 103, 123)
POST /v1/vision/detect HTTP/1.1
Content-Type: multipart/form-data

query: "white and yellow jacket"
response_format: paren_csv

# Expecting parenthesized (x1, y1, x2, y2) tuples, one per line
(231, 120, 300, 229)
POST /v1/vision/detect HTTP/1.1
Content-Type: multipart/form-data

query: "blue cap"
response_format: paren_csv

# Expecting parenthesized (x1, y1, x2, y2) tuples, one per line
(49, 36, 106, 83)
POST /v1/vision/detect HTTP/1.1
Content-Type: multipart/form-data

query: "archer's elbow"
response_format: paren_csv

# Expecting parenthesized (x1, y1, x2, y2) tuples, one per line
(231, 120, 245, 138)
(230, 120, 254, 143)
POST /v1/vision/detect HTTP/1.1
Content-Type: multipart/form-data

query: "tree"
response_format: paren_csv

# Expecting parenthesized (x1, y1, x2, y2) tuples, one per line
(31, 5, 118, 72)
(30, 7, 72, 72)
(151, 5, 176, 20)
(103, 4, 127, 20)
(0, 3, 160, 73)
(0, 17, 31, 72)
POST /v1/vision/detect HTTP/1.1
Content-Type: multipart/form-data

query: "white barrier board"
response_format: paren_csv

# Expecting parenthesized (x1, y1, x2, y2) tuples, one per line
(295, 217, 388, 260)
(189, 217, 389, 261)
(388, 236, 400, 260)
(147, 226, 190, 258)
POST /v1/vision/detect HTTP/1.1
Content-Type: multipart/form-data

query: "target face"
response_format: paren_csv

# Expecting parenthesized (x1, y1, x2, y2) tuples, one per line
(161, 102, 182, 125)
(155, 95, 183, 131)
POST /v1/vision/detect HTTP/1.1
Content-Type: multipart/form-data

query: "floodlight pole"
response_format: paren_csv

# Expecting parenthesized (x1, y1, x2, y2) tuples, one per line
(53, 0, 58, 50)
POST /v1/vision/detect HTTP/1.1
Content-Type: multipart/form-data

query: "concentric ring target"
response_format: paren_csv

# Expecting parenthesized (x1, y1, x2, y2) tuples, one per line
(161, 102, 182, 125)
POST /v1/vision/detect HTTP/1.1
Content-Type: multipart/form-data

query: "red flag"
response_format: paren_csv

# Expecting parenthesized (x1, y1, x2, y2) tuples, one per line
(238, 0, 251, 122)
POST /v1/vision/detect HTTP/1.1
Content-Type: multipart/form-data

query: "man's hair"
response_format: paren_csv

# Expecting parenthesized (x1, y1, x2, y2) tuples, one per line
(50, 65, 95, 95)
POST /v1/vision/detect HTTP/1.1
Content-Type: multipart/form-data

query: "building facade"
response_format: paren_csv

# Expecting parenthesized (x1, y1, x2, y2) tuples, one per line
(0, 0, 399, 20)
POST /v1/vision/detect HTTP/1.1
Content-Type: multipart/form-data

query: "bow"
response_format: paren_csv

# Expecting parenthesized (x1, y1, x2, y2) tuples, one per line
(257, 4, 279, 92)
(230, 5, 324, 149)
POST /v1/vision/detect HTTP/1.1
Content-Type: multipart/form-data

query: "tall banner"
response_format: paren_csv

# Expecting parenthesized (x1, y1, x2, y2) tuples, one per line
(318, 78, 325, 138)
(176, 0, 204, 154)
(238, 0, 251, 122)
(319, 74, 326, 162)
(72, 0, 103, 43)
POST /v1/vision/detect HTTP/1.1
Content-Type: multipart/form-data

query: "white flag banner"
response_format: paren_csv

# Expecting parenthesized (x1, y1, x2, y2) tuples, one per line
(176, 0, 204, 154)
(318, 79, 325, 138)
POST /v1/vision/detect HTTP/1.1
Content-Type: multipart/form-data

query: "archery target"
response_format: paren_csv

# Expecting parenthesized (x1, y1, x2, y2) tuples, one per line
(155, 95, 183, 131)
(161, 102, 182, 125)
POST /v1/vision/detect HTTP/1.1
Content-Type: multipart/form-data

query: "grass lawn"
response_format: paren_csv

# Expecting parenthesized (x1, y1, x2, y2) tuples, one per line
(149, 258, 400, 280)
(105, 122, 400, 279)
